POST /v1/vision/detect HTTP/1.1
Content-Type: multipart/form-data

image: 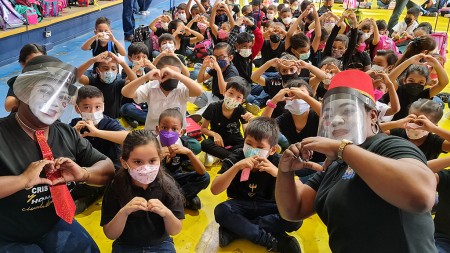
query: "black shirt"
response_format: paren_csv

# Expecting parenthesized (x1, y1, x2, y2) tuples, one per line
(346, 51, 371, 71)
(100, 179, 185, 247)
(174, 36, 191, 56)
(264, 76, 286, 118)
(161, 138, 189, 175)
(435, 170, 450, 239)
(154, 27, 169, 37)
(207, 64, 239, 99)
(314, 82, 328, 102)
(390, 128, 444, 160)
(220, 149, 280, 202)
(70, 116, 125, 169)
(261, 40, 285, 73)
(232, 52, 253, 84)
(202, 101, 248, 146)
(380, 85, 431, 121)
(0, 114, 108, 243)
(90, 40, 118, 56)
(305, 134, 436, 253)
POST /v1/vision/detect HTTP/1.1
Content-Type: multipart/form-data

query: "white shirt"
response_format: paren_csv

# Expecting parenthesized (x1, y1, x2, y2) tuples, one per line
(135, 80, 190, 131)
(392, 21, 418, 35)
(376, 101, 394, 123)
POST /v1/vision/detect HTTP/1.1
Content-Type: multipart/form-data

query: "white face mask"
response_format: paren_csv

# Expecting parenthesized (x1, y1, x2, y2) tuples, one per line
(267, 13, 275, 20)
(239, 48, 252, 58)
(161, 22, 169, 30)
(285, 99, 310, 115)
(99, 71, 117, 84)
(127, 163, 160, 184)
(371, 64, 385, 72)
(324, 22, 336, 32)
(362, 32, 371, 41)
(161, 42, 175, 52)
(243, 143, 269, 158)
(282, 17, 292, 25)
(405, 123, 429, 140)
(223, 96, 240, 110)
(178, 13, 187, 21)
(81, 111, 104, 125)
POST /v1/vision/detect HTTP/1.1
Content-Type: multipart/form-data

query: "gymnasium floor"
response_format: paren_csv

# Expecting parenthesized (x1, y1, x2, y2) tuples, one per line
(0, 1, 450, 252)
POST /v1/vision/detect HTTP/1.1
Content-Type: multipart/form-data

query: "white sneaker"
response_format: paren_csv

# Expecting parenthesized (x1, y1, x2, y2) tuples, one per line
(204, 154, 219, 167)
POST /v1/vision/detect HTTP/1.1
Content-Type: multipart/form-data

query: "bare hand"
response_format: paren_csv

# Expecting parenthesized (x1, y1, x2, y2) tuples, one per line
(51, 157, 87, 184)
(213, 133, 224, 147)
(122, 197, 148, 216)
(278, 143, 323, 172)
(148, 199, 170, 217)
(21, 160, 54, 188)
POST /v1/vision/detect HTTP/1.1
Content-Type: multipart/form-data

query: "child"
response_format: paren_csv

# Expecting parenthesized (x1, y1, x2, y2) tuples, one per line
(380, 99, 450, 160)
(81, 17, 126, 57)
(157, 109, 210, 210)
(391, 7, 420, 44)
(77, 51, 137, 118)
(201, 77, 252, 162)
(250, 0, 266, 27)
(155, 34, 189, 66)
(101, 130, 184, 252)
(395, 35, 436, 66)
(311, 57, 342, 101)
(210, 2, 235, 42)
(259, 22, 287, 73)
(210, 117, 302, 251)
(369, 70, 400, 122)
(372, 49, 399, 73)
(279, 7, 294, 29)
(149, 14, 172, 37)
(167, 19, 204, 57)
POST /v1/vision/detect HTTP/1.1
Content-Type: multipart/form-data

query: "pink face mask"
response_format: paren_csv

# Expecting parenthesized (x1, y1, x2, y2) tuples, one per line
(127, 163, 159, 184)
(197, 22, 207, 31)
(218, 29, 228, 40)
(373, 89, 384, 101)
(357, 43, 366, 53)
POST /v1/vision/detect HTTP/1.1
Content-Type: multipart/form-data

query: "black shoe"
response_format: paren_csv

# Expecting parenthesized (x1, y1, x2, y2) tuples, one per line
(126, 119, 139, 128)
(185, 196, 202, 210)
(124, 35, 134, 42)
(267, 233, 301, 253)
(219, 226, 239, 247)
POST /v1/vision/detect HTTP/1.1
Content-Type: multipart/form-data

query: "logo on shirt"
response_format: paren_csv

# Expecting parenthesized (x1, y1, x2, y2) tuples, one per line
(248, 183, 257, 197)
(341, 167, 355, 180)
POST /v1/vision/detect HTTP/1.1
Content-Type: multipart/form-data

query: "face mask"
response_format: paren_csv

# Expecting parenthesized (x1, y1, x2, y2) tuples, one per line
(218, 29, 228, 40)
(282, 17, 292, 25)
(267, 13, 275, 20)
(178, 13, 187, 21)
(161, 42, 175, 52)
(371, 64, 384, 72)
(197, 22, 207, 31)
(132, 61, 145, 75)
(100, 71, 117, 84)
(290, 5, 298, 10)
(223, 96, 240, 110)
(160, 79, 179, 91)
(243, 143, 269, 158)
(331, 49, 344, 58)
(217, 59, 228, 68)
(161, 22, 169, 30)
(285, 99, 310, 115)
(405, 123, 429, 140)
(356, 43, 366, 53)
(324, 22, 336, 33)
(281, 73, 298, 83)
(128, 164, 159, 184)
(159, 130, 179, 147)
(239, 48, 252, 58)
(362, 33, 371, 41)
(270, 34, 281, 43)
(404, 17, 412, 25)
(81, 111, 104, 125)
(404, 82, 424, 97)
(299, 51, 310, 60)
(373, 89, 384, 101)
(322, 73, 333, 86)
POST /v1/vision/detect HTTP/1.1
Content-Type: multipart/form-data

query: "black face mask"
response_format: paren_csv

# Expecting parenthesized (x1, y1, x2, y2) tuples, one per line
(404, 83, 424, 97)
(160, 79, 179, 91)
(270, 34, 281, 43)
(281, 73, 298, 83)
(404, 17, 412, 25)
(178, 34, 184, 39)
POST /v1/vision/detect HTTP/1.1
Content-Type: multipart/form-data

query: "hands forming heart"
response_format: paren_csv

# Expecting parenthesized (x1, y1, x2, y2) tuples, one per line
(401, 114, 435, 132)
(122, 197, 169, 217)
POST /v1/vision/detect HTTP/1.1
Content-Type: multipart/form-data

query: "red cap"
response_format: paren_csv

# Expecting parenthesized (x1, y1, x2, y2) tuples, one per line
(328, 69, 375, 102)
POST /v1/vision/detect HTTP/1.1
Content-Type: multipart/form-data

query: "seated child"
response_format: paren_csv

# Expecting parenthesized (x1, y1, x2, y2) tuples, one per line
(201, 77, 252, 163)
(157, 109, 210, 210)
(391, 7, 420, 45)
(210, 117, 302, 251)
(81, 17, 126, 56)
(101, 130, 184, 252)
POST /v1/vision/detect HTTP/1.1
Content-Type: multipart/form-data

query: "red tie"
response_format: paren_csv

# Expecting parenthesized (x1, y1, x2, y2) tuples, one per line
(35, 130, 76, 224)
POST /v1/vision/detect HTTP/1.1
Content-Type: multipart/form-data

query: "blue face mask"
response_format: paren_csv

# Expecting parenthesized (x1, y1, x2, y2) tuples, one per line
(299, 51, 310, 60)
(243, 143, 269, 158)
(217, 59, 228, 69)
(100, 71, 117, 84)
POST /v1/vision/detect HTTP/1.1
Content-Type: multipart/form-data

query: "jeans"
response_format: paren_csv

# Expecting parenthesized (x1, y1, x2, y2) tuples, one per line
(171, 171, 210, 200)
(246, 84, 269, 107)
(435, 233, 450, 253)
(180, 135, 201, 155)
(201, 138, 243, 160)
(377, 0, 389, 8)
(120, 103, 147, 124)
(387, 0, 420, 33)
(0, 220, 99, 253)
(112, 237, 175, 253)
(214, 199, 302, 247)
(123, 0, 135, 36)
(278, 133, 290, 150)
(189, 63, 202, 81)
(137, 0, 152, 12)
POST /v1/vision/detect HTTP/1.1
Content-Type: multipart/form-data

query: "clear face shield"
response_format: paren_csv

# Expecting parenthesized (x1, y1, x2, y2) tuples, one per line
(13, 61, 78, 125)
(318, 88, 375, 145)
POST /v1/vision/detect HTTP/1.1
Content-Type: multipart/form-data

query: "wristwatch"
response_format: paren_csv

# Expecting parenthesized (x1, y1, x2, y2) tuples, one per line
(337, 139, 353, 160)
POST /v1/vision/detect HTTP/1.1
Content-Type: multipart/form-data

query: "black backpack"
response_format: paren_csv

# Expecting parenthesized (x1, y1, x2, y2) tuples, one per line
(132, 24, 153, 61)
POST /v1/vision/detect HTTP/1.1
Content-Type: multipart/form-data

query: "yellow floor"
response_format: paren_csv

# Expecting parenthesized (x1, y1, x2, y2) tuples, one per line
(76, 6, 450, 253)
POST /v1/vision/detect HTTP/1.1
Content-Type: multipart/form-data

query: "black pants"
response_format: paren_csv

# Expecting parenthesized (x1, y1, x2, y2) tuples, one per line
(201, 138, 243, 160)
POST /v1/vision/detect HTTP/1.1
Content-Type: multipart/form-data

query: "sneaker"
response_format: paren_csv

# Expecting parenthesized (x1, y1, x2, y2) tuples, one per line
(185, 196, 202, 210)
(204, 154, 219, 167)
(424, 12, 438, 17)
(138, 11, 150, 15)
(126, 119, 139, 128)
(267, 233, 301, 253)
(124, 35, 134, 42)
(219, 226, 239, 247)
(246, 103, 261, 115)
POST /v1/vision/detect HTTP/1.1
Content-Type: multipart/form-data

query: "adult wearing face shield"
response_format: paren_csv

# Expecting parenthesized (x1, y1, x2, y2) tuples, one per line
(0, 56, 115, 252)
(276, 69, 437, 252)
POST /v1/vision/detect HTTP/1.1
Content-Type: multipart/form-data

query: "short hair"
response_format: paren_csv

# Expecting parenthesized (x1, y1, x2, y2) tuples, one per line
(127, 42, 149, 58)
(244, 117, 280, 147)
(158, 33, 176, 47)
(76, 85, 104, 104)
(236, 32, 254, 45)
(19, 43, 46, 64)
(267, 4, 277, 11)
(168, 19, 183, 33)
(361, 23, 371, 31)
(375, 50, 399, 66)
(416, 22, 432, 34)
(95, 17, 110, 29)
(335, 34, 349, 47)
(280, 7, 291, 15)
(289, 0, 298, 4)
(251, 0, 261, 6)
(176, 3, 186, 10)
(290, 33, 310, 50)
(409, 99, 443, 124)
(285, 79, 313, 96)
(407, 6, 420, 18)
(214, 42, 233, 55)
(376, 20, 387, 31)
(300, 0, 311, 11)
(319, 57, 342, 70)
(225, 76, 251, 98)
(155, 55, 182, 69)
(242, 5, 252, 13)
(280, 52, 297, 61)
(159, 108, 183, 124)
(277, 4, 286, 12)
